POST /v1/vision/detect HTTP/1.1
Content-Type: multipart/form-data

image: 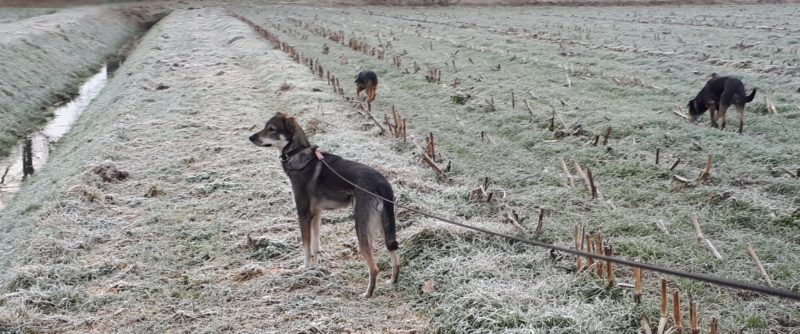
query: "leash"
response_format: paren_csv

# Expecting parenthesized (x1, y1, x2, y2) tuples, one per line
(312, 148, 800, 301)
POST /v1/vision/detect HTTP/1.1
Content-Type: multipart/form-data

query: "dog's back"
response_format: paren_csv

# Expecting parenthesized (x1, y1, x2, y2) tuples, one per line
(705, 76, 755, 107)
(355, 70, 378, 87)
(721, 77, 756, 107)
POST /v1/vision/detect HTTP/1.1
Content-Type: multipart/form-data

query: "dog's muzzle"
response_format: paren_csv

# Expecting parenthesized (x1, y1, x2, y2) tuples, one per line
(249, 134, 270, 147)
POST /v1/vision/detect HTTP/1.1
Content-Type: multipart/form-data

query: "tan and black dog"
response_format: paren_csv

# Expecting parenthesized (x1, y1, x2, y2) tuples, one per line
(355, 70, 378, 108)
(249, 112, 399, 298)
(688, 76, 756, 134)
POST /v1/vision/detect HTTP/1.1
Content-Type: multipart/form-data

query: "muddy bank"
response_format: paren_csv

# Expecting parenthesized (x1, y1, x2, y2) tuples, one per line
(0, 7, 151, 157)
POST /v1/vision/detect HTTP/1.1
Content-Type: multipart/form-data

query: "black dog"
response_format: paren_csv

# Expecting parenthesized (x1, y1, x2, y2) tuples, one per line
(688, 76, 756, 134)
(355, 70, 378, 109)
(249, 112, 399, 298)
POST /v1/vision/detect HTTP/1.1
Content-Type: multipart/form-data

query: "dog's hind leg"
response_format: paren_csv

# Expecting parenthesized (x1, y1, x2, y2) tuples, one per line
(380, 193, 400, 285)
(718, 104, 729, 131)
(736, 104, 745, 134)
(387, 250, 400, 285)
(357, 237, 378, 298)
(359, 240, 378, 298)
(355, 195, 379, 298)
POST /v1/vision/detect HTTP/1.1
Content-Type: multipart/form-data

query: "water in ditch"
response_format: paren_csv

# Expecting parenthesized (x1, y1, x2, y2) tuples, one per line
(0, 65, 108, 210)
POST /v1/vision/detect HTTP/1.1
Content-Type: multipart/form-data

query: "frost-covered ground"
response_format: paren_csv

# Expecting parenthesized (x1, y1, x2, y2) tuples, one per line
(1, 2, 799, 333)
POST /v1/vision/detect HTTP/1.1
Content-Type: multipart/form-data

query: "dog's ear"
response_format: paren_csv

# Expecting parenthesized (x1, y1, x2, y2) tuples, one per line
(285, 117, 309, 145)
(280, 116, 311, 156)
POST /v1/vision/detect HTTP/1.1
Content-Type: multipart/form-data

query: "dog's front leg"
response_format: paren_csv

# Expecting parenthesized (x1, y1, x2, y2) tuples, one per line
(296, 205, 314, 267)
(356, 86, 364, 100)
(708, 103, 719, 128)
(309, 210, 322, 265)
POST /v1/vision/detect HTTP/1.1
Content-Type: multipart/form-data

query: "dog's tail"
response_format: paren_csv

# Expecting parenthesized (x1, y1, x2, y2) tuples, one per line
(377, 182, 399, 251)
(746, 88, 757, 103)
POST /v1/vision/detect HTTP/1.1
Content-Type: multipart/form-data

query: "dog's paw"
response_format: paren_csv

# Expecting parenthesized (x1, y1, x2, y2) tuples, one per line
(360, 292, 373, 299)
(299, 262, 314, 271)
(303, 267, 330, 277)
(303, 257, 318, 268)
(384, 279, 396, 285)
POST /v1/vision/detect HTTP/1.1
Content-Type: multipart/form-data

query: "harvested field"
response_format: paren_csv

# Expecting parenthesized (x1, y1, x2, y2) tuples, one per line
(0, 8, 56, 23)
(1, 2, 800, 333)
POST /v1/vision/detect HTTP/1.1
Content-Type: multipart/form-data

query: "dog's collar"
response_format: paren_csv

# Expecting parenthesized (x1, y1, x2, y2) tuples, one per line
(280, 146, 306, 163)
(280, 145, 318, 163)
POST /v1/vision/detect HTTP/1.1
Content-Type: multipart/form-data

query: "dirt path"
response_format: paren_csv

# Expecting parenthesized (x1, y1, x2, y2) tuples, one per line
(0, 7, 430, 333)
